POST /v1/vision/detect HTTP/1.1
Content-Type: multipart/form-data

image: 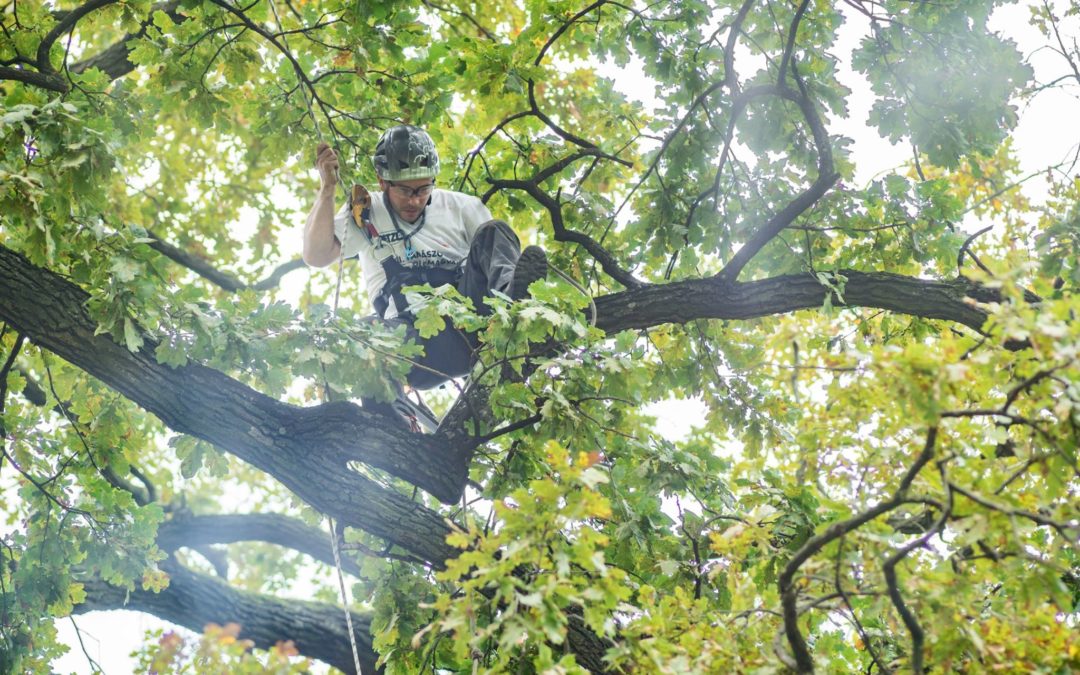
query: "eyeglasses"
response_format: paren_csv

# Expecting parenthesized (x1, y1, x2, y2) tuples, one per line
(387, 181, 435, 199)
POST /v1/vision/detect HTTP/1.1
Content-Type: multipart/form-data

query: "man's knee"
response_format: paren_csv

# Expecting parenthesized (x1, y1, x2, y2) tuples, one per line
(472, 219, 520, 250)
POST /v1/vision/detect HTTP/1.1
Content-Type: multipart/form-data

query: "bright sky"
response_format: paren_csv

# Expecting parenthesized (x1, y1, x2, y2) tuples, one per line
(50, 2, 1080, 672)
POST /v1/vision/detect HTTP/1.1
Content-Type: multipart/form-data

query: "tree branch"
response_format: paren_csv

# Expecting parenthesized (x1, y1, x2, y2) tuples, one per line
(70, 1, 184, 80)
(0, 65, 68, 92)
(0, 243, 1021, 569)
(76, 559, 378, 674)
(487, 177, 641, 289)
(156, 512, 362, 577)
(717, 78, 839, 283)
(777, 427, 938, 672)
(882, 466, 952, 675)
(777, 0, 811, 87)
(593, 270, 996, 336)
(147, 231, 304, 293)
(35, 0, 121, 73)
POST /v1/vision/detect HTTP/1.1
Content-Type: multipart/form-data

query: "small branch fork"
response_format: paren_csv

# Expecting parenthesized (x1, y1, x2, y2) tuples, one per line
(15, 358, 159, 507)
(486, 176, 641, 289)
(881, 463, 953, 675)
(0, 0, 122, 91)
(716, 56, 839, 283)
(0, 335, 100, 527)
(777, 426, 939, 673)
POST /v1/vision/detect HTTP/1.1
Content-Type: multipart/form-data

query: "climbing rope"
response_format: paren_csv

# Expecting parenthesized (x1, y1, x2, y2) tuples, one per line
(265, 0, 362, 671)
(265, 0, 351, 318)
(328, 517, 364, 674)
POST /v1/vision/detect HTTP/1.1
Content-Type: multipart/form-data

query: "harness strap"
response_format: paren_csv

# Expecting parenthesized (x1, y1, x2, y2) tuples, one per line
(374, 261, 461, 320)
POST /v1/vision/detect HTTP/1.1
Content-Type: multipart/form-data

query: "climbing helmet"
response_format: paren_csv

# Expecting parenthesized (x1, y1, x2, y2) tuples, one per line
(372, 125, 440, 181)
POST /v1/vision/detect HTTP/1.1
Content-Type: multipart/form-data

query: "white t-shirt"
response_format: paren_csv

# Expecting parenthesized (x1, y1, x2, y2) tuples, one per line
(333, 189, 493, 319)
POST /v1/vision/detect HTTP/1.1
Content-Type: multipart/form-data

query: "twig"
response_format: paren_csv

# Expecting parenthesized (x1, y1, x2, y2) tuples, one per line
(949, 482, 1079, 545)
(777, 0, 811, 86)
(471, 413, 543, 446)
(834, 536, 892, 674)
(69, 616, 104, 674)
(882, 463, 953, 674)
(147, 230, 304, 292)
(956, 225, 994, 275)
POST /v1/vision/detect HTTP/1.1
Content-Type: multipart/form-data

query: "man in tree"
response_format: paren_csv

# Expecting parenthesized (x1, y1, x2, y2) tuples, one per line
(303, 125, 548, 420)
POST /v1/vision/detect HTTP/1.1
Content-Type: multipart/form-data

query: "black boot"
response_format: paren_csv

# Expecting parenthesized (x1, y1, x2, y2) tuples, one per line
(510, 246, 548, 301)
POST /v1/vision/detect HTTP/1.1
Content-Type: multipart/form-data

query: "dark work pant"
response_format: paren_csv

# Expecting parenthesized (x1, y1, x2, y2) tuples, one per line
(404, 220, 521, 390)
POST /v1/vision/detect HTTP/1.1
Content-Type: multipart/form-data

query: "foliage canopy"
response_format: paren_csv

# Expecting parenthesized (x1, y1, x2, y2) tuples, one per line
(1, 0, 1079, 672)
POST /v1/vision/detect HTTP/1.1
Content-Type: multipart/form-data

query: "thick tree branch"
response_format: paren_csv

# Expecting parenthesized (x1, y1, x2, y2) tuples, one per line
(156, 513, 363, 576)
(76, 559, 378, 674)
(0, 244, 461, 567)
(0, 243, 1015, 568)
(593, 270, 995, 336)
(0, 66, 68, 92)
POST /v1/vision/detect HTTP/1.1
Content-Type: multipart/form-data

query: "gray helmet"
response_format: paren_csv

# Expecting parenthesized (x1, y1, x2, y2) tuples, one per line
(372, 125, 440, 181)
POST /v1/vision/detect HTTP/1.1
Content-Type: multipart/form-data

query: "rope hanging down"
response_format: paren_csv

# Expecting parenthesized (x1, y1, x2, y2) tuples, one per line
(265, 0, 352, 317)
(328, 516, 364, 674)
(265, 0, 362, 671)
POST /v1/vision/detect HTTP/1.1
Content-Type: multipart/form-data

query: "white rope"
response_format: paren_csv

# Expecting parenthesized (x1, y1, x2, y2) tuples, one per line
(328, 517, 364, 675)
(264, 0, 363, 670)
(331, 184, 350, 317)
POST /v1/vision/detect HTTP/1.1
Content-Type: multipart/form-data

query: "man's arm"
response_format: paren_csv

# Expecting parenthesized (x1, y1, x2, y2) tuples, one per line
(303, 143, 343, 268)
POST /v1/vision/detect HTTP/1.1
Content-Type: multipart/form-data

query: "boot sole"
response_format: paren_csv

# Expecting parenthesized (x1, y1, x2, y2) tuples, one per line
(511, 246, 548, 301)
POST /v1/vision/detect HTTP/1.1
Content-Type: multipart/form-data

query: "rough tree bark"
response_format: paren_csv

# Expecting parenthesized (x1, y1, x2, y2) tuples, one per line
(0, 245, 462, 563)
(0, 242, 1006, 554)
